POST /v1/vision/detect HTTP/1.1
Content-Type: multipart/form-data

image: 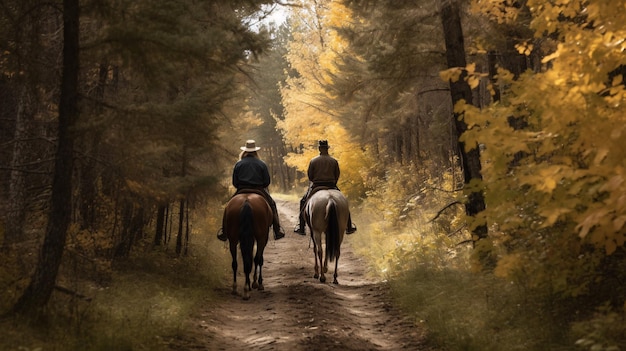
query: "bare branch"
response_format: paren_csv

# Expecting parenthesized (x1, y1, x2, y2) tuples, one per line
(456, 239, 473, 246)
(447, 223, 467, 237)
(428, 200, 463, 223)
(424, 185, 463, 193)
(54, 285, 92, 302)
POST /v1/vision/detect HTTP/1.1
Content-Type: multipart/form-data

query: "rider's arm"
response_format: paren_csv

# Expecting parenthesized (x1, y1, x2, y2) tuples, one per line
(262, 162, 271, 188)
(232, 164, 240, 189)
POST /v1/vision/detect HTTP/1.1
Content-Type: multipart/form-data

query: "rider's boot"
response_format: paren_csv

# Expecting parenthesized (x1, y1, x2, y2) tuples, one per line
(274, 226, 285, 240)
(294, 197, 307, 235)
(217, 227, 227, 241)
(346, 214, 357, 234)
(294, 216, 306, 235)
(272, 209, 285, 240)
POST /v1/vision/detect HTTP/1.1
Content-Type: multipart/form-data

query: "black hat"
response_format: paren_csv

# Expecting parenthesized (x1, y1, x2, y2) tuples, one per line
(318, 140, 329, 148)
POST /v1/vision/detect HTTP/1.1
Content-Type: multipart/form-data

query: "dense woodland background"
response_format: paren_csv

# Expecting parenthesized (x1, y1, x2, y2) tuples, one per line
(1, 0, 625, 350)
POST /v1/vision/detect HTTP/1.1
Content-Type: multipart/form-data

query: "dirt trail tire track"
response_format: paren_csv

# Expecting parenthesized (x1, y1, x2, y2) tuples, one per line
(168, 199, 430, 350)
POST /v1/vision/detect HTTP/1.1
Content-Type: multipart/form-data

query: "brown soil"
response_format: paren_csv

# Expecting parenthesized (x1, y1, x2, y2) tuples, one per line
(168, 198, 432, 351)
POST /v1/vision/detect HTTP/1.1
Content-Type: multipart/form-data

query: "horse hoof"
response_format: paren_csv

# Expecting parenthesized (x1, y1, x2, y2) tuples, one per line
(258, 285, 264, 291)
(333, 280, 339, 285)
(243, 295, 250, 301)
(252, 282, 259, 289)
(313, 273, 319, 279)
(320, 276, 326, 283)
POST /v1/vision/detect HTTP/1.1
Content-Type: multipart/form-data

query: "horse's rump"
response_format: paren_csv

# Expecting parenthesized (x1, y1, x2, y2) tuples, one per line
(223, 192, 273, 299)
(223, 193, 272, 242)
(307, 190, 348, 227)
(306, 189, 349, 261)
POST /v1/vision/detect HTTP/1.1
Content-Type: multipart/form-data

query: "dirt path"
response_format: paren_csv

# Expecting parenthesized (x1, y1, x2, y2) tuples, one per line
(168, 199, 431, 351)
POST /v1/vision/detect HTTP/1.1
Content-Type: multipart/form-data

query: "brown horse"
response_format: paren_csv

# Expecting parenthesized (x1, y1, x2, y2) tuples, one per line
(223, 192, 273, 300)
(304, 189, 349, 284)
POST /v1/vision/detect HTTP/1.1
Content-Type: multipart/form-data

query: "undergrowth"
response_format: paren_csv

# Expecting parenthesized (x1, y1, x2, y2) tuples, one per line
(389, 258, 574, 351)
(351, 165, 626, 351)
(0, 218, 229, 351)
(353, 213, 586, 351)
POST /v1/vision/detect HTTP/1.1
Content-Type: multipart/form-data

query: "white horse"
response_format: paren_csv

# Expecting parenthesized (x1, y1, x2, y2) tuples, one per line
(304, 189, 349, 284)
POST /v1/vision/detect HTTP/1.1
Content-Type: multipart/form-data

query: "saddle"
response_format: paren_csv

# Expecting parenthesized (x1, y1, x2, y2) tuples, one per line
(235, 188, 265, 197)
(234, 188, 268, 202)
(309, 185, 333, 197)
(303, 185, 336, 209)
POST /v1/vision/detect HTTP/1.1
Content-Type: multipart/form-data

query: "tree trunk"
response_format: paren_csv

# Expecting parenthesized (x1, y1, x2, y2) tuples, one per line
(440, 1, 488, 242)
(175, 199, 185, 255)
(113, 202, 145, 258)
(78, 63, 108, 231)
(5, 87, 32, 245)
(154, 204, 167, 246)
(12, 0, 80, 317)
(164, 204, 171, 245)
(176, 147, 187, 255)
(184, 202, 190, 256)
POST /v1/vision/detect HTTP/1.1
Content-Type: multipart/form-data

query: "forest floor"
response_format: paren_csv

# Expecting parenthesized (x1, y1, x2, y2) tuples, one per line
(167, 198, 434, 351)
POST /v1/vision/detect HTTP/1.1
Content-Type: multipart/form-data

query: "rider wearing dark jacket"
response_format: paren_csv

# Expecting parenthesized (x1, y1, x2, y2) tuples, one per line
(232, 153, 271, 190)
(294, 140, 357, 235)
(217, 140, 285, 241)
(307, 146, 340, 188)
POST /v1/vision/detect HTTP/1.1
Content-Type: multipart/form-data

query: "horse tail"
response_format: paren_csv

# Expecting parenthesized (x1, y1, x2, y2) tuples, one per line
(326, 200, 340, 262)
(239, 200, 254, 271)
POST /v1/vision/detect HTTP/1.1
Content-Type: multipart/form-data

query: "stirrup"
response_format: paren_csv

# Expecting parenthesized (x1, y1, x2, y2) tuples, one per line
(294, 224, 306, 235)
(217, 228, 227, 242)
(346, 224, 357, 234)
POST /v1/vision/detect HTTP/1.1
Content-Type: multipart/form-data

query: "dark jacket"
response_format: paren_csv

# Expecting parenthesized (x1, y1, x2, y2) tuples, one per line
(232, 155, 270, 190)
(308, 154, 340, 186)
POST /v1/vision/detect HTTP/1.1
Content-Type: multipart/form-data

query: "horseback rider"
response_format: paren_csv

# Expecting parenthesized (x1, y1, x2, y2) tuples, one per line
(294, 140, 357, 235)
(217, 140, 286, 241)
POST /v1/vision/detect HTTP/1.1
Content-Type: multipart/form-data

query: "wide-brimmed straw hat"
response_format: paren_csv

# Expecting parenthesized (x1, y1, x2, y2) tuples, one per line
(240, 139, 261, 152)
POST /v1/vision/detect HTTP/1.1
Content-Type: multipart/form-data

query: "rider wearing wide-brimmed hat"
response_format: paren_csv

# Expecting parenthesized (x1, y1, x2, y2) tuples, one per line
(217, 140, 285, 241)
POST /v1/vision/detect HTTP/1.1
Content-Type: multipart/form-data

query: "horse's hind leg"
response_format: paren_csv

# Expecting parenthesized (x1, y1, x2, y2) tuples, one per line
(243, 262, 252, 300)
(242, 266, 252, 300)
(230, 246, 238, 295)
(240, 248, 253, 300)
(333, 257, 340, 284)
(253, 251, 264, 290)
(312, 240, 321, 280)
(318, 248, 326, 283)
(323, 255, 329, 274)
(252, 264, 258, 289)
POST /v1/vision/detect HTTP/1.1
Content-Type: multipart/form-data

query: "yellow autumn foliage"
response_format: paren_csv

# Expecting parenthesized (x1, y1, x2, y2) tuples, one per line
(278, 0, 370, 198)
(463, 0, 626, 295)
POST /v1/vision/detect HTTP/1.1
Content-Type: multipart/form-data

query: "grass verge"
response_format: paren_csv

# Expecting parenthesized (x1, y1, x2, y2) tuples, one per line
(0, 233, 229, 351)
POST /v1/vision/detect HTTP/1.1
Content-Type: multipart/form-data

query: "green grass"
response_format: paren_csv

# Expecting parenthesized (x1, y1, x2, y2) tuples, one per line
(0, 232, 230, 351)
